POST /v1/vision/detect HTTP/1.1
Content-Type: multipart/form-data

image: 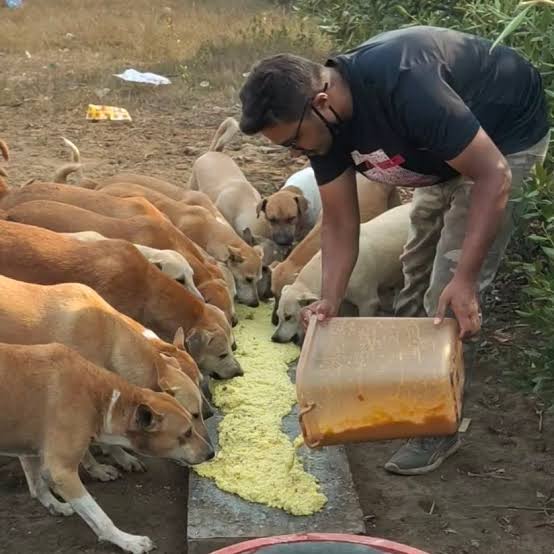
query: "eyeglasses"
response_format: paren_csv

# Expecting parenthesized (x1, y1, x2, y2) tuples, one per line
(279, 97, 311, 151)
(279, 84, 329, 152)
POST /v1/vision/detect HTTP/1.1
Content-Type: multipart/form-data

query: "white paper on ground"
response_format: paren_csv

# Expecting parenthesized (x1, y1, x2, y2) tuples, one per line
(113, 69, 171, 86)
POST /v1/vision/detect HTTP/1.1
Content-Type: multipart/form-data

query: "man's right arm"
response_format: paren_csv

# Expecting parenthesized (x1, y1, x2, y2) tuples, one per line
(300, 167, 360, 326)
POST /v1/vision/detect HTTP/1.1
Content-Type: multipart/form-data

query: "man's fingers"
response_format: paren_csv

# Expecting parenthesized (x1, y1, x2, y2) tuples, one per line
(434, 294, 448, 325)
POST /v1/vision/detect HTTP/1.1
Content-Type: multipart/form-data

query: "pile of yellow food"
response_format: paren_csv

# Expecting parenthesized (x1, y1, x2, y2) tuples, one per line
(193, 302, 327, 516)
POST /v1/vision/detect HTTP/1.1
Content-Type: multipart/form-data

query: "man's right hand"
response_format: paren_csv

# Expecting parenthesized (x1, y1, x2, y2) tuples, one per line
(300, 298, 339, 330)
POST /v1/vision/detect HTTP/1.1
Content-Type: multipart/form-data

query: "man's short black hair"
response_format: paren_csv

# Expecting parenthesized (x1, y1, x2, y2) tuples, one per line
(239, 53, 324, 135)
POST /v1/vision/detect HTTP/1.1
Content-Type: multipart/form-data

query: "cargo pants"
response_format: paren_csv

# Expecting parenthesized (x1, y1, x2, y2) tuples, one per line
(394, 133, 551, 334)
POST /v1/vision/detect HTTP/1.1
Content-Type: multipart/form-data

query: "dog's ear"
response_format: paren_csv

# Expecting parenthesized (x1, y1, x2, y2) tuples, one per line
(157, 375, 181, 397)
(160, 352, 181, 370)
(185, 328, 209, 357)
(294, 195, 309, 216)
(256, 198, 267, 217)
(173, 327, 185, 349)
(130, 403, 164, 432)
(242, 227, 257, 246)
(228, 245, 244, 263)
(298, 293, 318, 307)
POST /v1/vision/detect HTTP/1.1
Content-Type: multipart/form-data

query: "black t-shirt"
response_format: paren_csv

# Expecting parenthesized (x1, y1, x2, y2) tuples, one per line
(309, 26, 550, 188)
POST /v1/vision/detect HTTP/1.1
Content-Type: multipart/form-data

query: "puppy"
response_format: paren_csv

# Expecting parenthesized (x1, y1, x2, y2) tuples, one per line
(272, 203, 410, 344)
(0, 341, 213, 553)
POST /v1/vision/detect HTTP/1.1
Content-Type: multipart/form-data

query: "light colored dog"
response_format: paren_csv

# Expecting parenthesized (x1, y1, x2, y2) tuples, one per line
(65, 180, 264, 307)
(270, 170, 402, 321)
(0, 341, 213, 553)
(272, 203, 411, 344)
(4, 199, 236, 326)
(188, 117, 273, 241)
(0, 220, 241, 380)
(61, 230, 203, 299)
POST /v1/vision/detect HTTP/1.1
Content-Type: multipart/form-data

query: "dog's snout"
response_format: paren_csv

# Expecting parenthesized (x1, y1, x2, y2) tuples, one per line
(206, 448, 216, 461)
(271, 332, 285, 343)
(248, 299, 259, 308)
(231, 314, 238, 327)
(231, 341, 237, 351)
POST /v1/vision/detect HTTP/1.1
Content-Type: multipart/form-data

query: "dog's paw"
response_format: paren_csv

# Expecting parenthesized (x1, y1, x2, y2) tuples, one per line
(112, 532, 155, 554)
(87, 462, 121, 482)
(48, 500, 74, 517)
(115, 451, 147, 473)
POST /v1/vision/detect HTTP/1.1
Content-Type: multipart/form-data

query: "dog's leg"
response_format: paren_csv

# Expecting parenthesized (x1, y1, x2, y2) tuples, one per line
(100, 445, 147, 473)
(19, 456, 74, 516)
(44, 454, 154, 554)
(81, 448, 121, 482)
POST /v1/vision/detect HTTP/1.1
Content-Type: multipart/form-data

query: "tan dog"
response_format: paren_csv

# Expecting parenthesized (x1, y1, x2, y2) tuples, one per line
(68, 180, 264, 307)
(0, 220, 241, 380)
(61, 230, 203, 300)
(273, 203, 410, 344)
(256, 167, 321, 246)
(4, 199, 236, 326)
(0, 274, 212, 480)
(270, 172, 402, 322)
(188, 118, 273, 241)
(0, 341, 212, 553)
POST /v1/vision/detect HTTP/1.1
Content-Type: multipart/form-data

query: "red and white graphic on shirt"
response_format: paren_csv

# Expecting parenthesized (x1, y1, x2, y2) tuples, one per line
(351, 149, 440, 186)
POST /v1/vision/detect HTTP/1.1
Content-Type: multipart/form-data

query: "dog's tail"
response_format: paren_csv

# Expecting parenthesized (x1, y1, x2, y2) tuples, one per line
(0, 169, 9, 200)
(208, 117, 240, 152)
(0, 140, 9, 162)
(53, 137, 84, 184)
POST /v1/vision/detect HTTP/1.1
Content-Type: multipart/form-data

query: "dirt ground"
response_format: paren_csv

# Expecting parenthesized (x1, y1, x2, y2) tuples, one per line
(1, 2, 553, 553)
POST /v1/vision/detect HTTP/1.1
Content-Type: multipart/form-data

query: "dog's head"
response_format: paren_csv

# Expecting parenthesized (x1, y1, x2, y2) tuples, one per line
(257, 190, 309, 246)
(185, 304, 243, 380)
(243, 227, 289, 266)
(126, 389, 215, 466)
(271, 284, 317, 345)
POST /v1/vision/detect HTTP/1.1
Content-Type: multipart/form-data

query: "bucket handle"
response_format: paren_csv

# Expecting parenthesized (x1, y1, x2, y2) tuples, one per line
(299, 402, 322, 448)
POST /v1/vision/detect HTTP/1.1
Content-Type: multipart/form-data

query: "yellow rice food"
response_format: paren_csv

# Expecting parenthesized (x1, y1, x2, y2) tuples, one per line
(193, 302, 327, 516)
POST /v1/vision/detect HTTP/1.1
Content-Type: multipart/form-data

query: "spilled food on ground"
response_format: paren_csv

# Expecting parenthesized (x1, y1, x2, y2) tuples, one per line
(193, 301, 327, 516)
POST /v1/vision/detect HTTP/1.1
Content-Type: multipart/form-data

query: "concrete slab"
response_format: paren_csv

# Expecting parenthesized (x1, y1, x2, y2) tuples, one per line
(187, 368, 364, 554)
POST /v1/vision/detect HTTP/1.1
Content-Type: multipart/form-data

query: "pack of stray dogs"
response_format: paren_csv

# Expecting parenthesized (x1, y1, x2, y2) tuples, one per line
(0, 118, 411, 553)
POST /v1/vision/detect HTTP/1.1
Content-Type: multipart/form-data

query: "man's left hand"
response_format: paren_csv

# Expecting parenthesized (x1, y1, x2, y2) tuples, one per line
(434, 276, 481, 339)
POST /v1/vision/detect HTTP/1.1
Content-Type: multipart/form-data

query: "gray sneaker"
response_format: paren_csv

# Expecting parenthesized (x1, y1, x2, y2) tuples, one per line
(384, 434, 462, 475)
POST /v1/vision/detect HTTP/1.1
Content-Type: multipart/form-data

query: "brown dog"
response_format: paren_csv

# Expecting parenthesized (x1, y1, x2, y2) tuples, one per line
(0, 220, 241, 380)
(0, 341, 213, 553)
(66, 180, 265, 307)
(0, 273, 213, 479)
(0, 180, 168, 221)
(4, 199, 236, 325)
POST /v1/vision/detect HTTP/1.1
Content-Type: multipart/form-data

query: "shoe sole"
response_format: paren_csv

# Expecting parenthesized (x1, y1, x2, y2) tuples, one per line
(384, 438, 462, 476)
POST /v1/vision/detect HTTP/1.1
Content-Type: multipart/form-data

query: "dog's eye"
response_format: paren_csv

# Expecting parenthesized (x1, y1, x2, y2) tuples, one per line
(219, 353, 228, 359)
(287, 217, 295, 224)
(269, 217, 278, 224)
(284, 315, 292, 321)
(193, 413, 200, 419)
(245, 277, 254, 284)
(184, 429, 193, 438)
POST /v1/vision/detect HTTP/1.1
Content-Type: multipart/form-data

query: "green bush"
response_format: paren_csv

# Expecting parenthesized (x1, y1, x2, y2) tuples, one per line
(295, 0, 554, 393)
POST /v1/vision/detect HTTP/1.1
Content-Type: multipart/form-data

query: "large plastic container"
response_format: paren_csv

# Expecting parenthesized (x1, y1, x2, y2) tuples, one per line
(296, 317, 464, 448)
(209, 533, 430, 553)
